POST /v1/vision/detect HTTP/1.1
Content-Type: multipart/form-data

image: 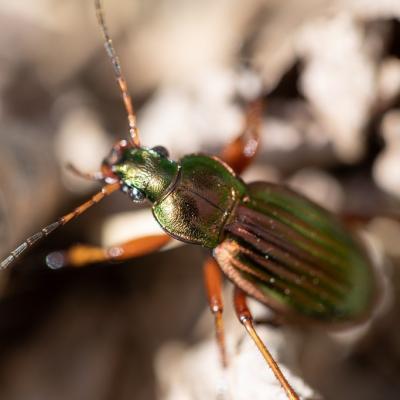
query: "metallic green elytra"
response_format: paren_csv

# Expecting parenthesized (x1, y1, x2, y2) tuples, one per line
(215, 183, 375, 323)
(111, 146, 376, 324)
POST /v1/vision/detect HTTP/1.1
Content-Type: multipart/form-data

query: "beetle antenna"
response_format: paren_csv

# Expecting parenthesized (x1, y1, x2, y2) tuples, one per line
(94, 0, 140, 147)
(0, 182, 120, 270)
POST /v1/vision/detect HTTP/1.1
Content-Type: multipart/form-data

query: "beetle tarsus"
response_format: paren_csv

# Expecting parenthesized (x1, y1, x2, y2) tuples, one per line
(46, 251, 68, 270)
(0, 255, 14, 270)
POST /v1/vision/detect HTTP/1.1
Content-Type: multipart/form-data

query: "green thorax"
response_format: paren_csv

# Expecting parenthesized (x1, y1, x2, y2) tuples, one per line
(113, 148, 179, 203)
(112, 149, 246, 247)
(153, 154, 247, 247)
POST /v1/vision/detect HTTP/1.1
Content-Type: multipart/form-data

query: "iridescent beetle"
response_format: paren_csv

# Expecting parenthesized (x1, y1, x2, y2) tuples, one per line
(0, 1, 377, 399)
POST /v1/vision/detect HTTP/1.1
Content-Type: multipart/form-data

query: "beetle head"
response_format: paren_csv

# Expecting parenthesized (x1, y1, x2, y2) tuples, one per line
(102, 140, 176, 203)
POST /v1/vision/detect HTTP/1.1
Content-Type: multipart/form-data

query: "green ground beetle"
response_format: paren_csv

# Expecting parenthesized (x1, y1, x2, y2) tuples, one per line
(0, 1, 378, 399)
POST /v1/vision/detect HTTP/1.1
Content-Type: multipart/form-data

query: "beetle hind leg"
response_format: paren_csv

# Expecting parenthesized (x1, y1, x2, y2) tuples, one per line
(233, 286, 300, 400)
(203, 257, 228, 368)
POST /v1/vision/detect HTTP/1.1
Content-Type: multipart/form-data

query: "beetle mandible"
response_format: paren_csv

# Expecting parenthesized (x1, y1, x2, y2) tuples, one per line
(0, 1, 378, 399)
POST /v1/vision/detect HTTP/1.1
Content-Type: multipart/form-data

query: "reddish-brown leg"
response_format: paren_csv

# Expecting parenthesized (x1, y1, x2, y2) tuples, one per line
(341, 212, 400, 229)
(205, 100, 263, 366)
(219, 100, 263, 175)
(203, 257, 228, 368)
(46, 234, 171, 269)
(233, 286, 300, 400)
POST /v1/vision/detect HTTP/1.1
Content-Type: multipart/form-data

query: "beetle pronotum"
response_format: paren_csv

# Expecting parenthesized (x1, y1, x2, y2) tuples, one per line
(0, 1, 379, 399)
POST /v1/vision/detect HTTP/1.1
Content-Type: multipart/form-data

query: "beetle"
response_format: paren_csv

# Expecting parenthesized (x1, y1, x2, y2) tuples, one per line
(0, 1, 378, 399)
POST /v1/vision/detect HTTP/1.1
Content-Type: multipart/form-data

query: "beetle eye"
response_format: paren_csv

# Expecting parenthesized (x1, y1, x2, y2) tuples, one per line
(129, 187, 145, 202)
(121, 184, 145, 202)
(152, 146, 169, 158)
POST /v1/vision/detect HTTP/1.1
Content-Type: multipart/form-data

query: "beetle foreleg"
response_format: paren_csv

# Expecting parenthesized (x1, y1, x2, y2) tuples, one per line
(203, 257, 228, 369)
(46, 234, 171, 269)
(233, 286, 300, 400)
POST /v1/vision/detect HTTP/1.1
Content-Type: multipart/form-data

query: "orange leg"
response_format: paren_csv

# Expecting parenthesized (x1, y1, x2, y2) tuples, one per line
(203, 257, 227, 368)
(219, 100, 263, 175)
(46, 234, 171, 269)
(233, 286, 300, 400)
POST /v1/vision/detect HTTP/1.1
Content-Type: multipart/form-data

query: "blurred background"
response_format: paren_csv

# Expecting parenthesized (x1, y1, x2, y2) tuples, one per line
(0, 0, 400, 399)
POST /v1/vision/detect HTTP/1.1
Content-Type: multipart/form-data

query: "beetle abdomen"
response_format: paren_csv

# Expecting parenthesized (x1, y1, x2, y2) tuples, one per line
(152, 154, 246, 247)
(214, 182, 376, 323)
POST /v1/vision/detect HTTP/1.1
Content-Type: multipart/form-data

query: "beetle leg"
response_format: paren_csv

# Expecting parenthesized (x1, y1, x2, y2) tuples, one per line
(233, 286, 300, 400)
(203, 257, 228, 368)
(219, 99, 263, 175)
(341, 212, 400, 228)
(46, 234, 171, 269)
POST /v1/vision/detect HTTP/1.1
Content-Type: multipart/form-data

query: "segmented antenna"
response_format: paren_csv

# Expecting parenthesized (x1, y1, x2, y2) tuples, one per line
(0, 182, 120, 270)
(95, 0, 140, 147)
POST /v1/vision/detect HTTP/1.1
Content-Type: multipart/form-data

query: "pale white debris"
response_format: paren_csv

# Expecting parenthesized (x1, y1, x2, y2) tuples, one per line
(296, 13, 376, 162)
(138, 69, 243, 158)
(373, 110, 400, 198)
(156, 292, 320, 400)
(54, 93, 112, 193)
(101, 209, 182, 253)
(343, 0, 400, 19)
(376, 58, 400, 106)
(367, 218, 400, 258)
(288, 168, 344, 212)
